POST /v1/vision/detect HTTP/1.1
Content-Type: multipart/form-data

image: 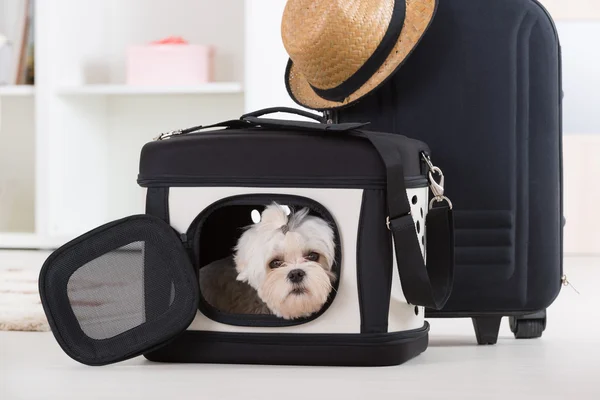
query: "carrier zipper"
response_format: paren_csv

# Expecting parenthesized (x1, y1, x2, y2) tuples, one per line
(323, 110, 336, 124)
(180, 233, 192, 249)
(154, 123, 207, 141)
(137, 175, 429, 189)
(154, 130, 183, 141)
(185, 323, 429, 345)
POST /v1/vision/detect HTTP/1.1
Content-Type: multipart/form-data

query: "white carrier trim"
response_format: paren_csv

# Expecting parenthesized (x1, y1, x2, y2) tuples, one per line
(169, 186, 425, 334)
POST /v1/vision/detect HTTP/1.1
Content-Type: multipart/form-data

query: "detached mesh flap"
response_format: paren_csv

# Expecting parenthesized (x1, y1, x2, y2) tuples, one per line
(39, 215, 198, 366)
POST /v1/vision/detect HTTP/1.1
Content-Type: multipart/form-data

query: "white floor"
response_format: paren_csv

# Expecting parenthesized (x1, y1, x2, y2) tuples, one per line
(0, 251, 599, 400)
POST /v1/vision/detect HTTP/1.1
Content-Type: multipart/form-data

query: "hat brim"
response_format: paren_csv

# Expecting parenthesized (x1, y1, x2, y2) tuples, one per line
(285, 0, 438, 111)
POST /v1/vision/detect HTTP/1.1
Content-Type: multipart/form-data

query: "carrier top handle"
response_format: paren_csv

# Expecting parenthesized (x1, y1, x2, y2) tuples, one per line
(240, 107, 370, 132)
(241, 107, 327, 123)
(154, 107, 369, 140)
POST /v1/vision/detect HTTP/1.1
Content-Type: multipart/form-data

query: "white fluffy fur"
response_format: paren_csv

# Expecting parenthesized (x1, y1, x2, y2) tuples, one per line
(234, 203, 336, 319)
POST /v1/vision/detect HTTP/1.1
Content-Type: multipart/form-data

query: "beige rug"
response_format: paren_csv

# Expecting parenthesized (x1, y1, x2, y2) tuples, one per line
(0, 265, 50, 331)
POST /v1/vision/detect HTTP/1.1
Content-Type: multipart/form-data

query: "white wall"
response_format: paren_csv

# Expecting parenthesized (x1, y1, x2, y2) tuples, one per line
(52, 0, 245, 86)
(244, 0, 312, 117)
(557, 22, 600, 135)
(553, 15, 600, 254)
(0, 0, 26, 42)
(563, 135, 600, 254)
(539, 0, 600, 20)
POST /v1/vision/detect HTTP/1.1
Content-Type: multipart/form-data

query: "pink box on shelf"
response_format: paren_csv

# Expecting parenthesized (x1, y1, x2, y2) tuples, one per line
(126, 38, 214, 86)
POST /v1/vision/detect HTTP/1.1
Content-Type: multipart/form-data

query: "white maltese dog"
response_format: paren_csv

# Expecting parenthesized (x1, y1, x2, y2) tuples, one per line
(198, 203, 336, 320)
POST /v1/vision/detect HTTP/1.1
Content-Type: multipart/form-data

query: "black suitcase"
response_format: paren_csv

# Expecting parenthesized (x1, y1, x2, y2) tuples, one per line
(330, 0, 563, 344)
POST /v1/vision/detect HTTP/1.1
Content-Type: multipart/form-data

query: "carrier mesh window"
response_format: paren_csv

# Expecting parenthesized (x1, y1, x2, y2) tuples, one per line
(67, 242, 148, 340)
(39, 215, 198, 366)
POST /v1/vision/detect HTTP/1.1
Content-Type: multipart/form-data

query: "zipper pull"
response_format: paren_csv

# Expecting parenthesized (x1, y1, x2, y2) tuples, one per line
(153, 123, 208, 141)
(180, 233, 192, 249)
(561, 274, 580, 295)
(154, 129, 183, 141)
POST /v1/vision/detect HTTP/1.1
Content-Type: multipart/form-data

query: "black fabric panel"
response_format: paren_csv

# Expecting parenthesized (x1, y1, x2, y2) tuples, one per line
(138, 130, 429, 187)
(143, 324, 429, 367)
(357, 189, 393, 333)
(145, 187, 169, 223)
(335, 0, 562, 313)
(144, 187, 172, 321)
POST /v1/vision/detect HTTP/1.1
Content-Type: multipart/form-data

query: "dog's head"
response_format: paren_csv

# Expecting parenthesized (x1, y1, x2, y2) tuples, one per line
(234, 203, 336, 319)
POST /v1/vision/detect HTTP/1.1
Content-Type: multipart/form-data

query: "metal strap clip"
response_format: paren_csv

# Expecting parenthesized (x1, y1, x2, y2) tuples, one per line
(421, 152, 453, 210)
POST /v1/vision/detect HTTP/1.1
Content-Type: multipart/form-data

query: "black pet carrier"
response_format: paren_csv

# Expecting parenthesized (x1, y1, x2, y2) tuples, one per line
(39, 108, 454, 367)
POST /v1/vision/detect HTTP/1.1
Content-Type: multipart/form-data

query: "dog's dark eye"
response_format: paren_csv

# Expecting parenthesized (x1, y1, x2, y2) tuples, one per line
(305, 252, 320, 262)
(269, 259, 283, 269)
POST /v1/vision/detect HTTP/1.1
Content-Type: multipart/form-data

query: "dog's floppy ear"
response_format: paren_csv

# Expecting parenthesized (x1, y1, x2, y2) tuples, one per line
(233, 224, 266, 285)
(233, 202, 286, 287)
(233, 238, 250, 281)
(233, 241, 267, 286)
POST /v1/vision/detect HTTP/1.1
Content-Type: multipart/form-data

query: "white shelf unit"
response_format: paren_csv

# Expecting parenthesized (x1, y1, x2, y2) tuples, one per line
(1, 0, 255, 248)
(0, 90, 35, 240)
(0, 85, 35, 96)
(56, 83, 243, 96)
(0, 0, 298, 249)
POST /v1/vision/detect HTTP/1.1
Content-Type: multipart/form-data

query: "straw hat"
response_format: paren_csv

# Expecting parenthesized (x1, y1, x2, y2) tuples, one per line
(282, 0, 437, 111)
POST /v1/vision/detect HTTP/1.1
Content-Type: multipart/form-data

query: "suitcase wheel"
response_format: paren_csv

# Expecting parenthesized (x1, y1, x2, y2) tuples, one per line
(509, 310, 547, 339)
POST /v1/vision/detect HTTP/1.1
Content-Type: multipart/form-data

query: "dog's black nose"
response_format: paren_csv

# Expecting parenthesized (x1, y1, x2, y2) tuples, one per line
(287, 269, 306, 283)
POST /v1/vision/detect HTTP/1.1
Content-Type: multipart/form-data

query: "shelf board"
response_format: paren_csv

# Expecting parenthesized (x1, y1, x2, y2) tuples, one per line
(56, 83, 243, 96)
(0, 233, 42, 249)
(0, 232, 71, 250)
(0, 85, 35, 96)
